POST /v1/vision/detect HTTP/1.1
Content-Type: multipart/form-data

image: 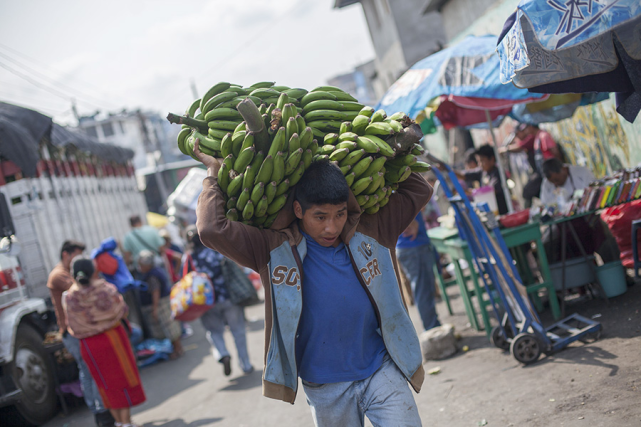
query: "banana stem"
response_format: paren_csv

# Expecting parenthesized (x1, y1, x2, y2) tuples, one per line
(166, 113, 208, 133)
(236, 98, 271, 154)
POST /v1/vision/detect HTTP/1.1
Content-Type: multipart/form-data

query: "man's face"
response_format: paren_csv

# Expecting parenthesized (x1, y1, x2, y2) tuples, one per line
(478, 155, 495, 173)
(62, 249, 83, 269)
(547, 168, 568, 187)
(294, 202, 348, 247)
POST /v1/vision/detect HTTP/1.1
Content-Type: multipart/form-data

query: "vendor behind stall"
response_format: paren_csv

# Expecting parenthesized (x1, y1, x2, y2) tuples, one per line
(540, 158, 620, 264)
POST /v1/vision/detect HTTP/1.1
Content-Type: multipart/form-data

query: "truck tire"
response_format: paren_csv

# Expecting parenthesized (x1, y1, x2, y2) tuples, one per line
(4, 324, 58, 426)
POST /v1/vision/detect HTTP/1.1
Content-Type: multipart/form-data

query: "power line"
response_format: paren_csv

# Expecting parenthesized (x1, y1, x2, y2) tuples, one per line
(0, 51, 114, 110)
(0, 60, 74, 103)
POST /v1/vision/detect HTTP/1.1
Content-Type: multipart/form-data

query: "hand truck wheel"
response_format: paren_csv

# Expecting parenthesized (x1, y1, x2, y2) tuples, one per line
(510, 333, 542, 365)
(491, 326, 510, 350)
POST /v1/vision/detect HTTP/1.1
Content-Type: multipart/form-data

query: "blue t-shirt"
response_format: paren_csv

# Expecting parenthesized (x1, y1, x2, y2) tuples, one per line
(396, 213, 430, 249)
(296, 231, 387, 384)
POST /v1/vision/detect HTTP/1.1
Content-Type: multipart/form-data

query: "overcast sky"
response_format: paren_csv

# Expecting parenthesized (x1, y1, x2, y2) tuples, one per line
(0, 0, 374, 125)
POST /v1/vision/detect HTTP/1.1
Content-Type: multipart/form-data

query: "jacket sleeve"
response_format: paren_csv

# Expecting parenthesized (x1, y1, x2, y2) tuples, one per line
(196, 176, 273, 272)
(374, 172, 432, 247)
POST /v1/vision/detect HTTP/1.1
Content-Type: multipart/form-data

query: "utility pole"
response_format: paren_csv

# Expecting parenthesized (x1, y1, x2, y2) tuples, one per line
(190, 78, 199, 100)
(137, 111, 170, 208)
(71, 98, 79, 123)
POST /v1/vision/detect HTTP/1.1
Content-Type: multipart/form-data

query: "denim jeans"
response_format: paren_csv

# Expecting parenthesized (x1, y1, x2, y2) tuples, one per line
(62, 333, 104, 414)
(397, 244, 441, 331)
(302, 354, 421, 427)
(199, 299, 253, 372)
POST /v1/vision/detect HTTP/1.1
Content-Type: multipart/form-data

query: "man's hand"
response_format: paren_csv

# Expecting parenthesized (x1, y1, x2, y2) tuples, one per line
(402, 219, 420, 241)
(194, 138, 222, 177)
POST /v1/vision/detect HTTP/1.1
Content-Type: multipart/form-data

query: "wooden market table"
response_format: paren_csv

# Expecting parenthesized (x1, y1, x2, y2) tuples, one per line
(428, 221, 561, 338)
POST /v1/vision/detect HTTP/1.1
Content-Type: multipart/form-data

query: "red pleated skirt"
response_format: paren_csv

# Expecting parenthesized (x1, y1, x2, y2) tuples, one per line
(81, 324, 146, 409)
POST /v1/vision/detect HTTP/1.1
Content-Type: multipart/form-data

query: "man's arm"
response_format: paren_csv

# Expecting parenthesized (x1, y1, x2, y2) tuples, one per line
(374, 172, 432, 246)
(194, 141, 273, 272)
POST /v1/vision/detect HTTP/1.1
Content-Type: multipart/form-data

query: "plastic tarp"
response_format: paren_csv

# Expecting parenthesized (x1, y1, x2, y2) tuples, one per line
(50, 123, 134, 163)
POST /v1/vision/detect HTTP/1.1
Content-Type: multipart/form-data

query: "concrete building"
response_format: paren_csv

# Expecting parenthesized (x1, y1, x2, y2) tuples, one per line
(327, 60, 378, 106)
(334, 0, 446, 99)
(77, 110, 182, 171)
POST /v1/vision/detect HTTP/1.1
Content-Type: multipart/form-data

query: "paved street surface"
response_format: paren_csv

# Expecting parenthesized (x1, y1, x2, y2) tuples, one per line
(44, 278, 641, 427)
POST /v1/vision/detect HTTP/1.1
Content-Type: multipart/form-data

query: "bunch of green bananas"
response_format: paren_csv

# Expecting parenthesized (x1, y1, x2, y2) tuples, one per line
(168, 81, 430, 226)
(312, 108, 430, 214)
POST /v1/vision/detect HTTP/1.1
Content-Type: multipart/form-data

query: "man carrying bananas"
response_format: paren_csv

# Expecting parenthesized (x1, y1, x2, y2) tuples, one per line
(194, 140, 431, 426)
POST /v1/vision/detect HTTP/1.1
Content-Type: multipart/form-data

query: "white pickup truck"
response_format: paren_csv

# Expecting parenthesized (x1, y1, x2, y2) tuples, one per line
(0, 102, 147, 425)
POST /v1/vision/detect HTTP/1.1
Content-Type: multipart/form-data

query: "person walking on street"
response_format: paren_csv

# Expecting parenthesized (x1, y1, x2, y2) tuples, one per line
(47, 241, 114, 427)
(122, 215, 164, 268)
(137, 250, 184, 359)
(63, 257, 146, 427)
(397, 213, 441, 331)
(184, 225, 254, 376)
(195, 139, 431, 427)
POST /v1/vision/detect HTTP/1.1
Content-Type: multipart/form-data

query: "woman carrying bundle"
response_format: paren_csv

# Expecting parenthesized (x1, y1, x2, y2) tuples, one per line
(63, 257, 146, 427)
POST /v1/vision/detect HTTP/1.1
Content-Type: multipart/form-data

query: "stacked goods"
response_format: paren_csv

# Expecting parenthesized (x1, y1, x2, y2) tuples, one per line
(167, 81, 429, 227)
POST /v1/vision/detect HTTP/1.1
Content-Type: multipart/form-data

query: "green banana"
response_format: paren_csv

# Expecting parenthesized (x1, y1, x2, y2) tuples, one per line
(307, 120, 342, 132)
(337, 101, 365, 111)
(285, 148, 304, 175)
(223, 154, 235, 172)
(352, 156, 374, 178)
(339, 121, 352, 134)
(389, 153, 418, 167)
(299, 127, 313, 149)
(197, 142, 217, 157)
(249, 88, 281, 99)
(250, 81, 275, 89)
(411, 144, 425, 156)
(255, 196, 269, 218)
(268, 127, 287, 158)
(356, 136, 380, 154)
(295, 115, 306, 134)
(364, 172, 384, 194)
(362, 156, 387, 177)
(398, 167, 412, 182)
(265, 182, 277, 204)
(286, 117, 298, 142)
(345, 172, 356, 187)
(271, 152, 285, 183)
(304, 110, 349, 122)
(288, 134, 301, 154)
(360, 135, 395, 157)
(302, 100, 343, 114)
(319, 145, 336, 155)
(311, 127, 327, 139)
(234, 121, 246, 134)
(264, 212, 279, 228)
(226, 196, 237, 210)
(336, 141, 358, 151)
(352, 115, 371, 135)
(364, 122, 394, 137)
(258, 103, 267, 114)
(255, 155, 274, 184)
(187, 98, 201, 118)
(385, 119, 403, 133)
(234, 146, 255, 174)
(237, 187, 251, 211)
(177, 128, 191, 155)
(329, 91, 358, 102)
(251, 182, 265, 205)
(385, 166, 411, 183)
(243, 165, 256, 190)
(227, 173, 244, 197)
(411, 161, 431, 172)
(266, 103, 276, 117)
(339, 164, 352, 175)
(218, 163, 230, 193)
(359, 106, 375, 117)
(311, 85, 344, 93)
(275, 179, 290, 196)
(343, 111, 360, 121)
(375, 187, 388, 202)
(371, 109, 387, 123)
(339, 149, 365, 167)
(282, 104, 297, 125)
(351, 176, 373, 196)
(284, 88, 308, 99)
(276, 92, 289, 110)
(271, 85, 290, 91)
(205, 108, 242, 122)
(250, 151, 265, 172)
(226, 208, 239, 221)
(288, 161, 305, 186)
(193, 131, 221, 152)
(309, 139, 319, 155)
(338, 132, 359, 142)
(202, 91, 238, 114)
(241, 132, 255, 152)
(267, 194, 288, 215)
(389, 112, 407, 121)
(362, 194, 379, 210)
(207, 127, 228, 140)
(324, 133, 339, 145)
(302, 149, 313, 169)
(329, 148, 350, 162)
(200, 82, 231, 111)
(208, 120, 241, 131)
(365, 203, 380, 215)
(301, 92, 337, 107)
(378, 195, 390, 208)
(356, 194, 369, 207)
(232, 131, 246, 158)
(242, 200, 254, 220)
(313, 154, 329, 162)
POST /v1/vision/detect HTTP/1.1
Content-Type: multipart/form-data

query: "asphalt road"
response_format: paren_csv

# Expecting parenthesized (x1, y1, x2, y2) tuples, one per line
(44, 277, 641, 427)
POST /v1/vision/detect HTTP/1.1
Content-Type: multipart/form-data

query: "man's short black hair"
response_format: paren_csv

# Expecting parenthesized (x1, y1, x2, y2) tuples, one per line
(129, 215, 142, 227)
(295, 159, 349, 213)
(60, 240, 86, 260)
(541, 158, 564, 179)
(475, 144, 496, 160)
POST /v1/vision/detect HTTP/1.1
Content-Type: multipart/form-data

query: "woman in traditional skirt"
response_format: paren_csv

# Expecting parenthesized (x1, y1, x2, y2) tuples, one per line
(63, 257, 146, 427)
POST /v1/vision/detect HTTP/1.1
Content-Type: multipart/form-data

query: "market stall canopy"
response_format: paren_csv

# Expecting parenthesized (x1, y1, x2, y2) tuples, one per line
(50, 124, 134, 163)
(377, 35, 547, 130)
(497, 0, 641, 123)
(0, 102, 52, 177)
